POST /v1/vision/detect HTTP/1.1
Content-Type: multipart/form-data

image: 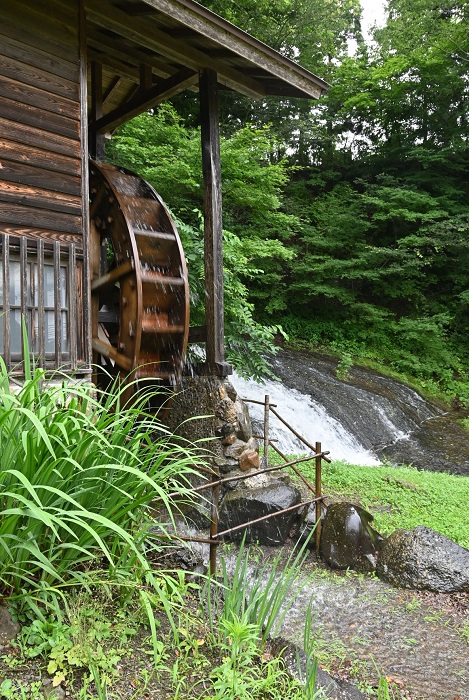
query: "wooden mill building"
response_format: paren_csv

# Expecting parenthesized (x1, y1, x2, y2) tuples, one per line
(0, 0, 327, 390)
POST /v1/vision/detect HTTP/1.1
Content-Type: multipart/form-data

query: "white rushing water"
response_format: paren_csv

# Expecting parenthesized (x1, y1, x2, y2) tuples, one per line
(231, 372, 381, 466)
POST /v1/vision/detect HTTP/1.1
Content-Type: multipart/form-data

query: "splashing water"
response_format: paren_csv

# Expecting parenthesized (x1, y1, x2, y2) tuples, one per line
(231, 372, 380, 465)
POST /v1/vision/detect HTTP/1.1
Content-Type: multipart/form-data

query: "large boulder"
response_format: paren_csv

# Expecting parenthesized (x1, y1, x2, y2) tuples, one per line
(376, 526, 469, 592)
(320, 502, 383, 573)
(218, 480, 301, 545)
(296, 501, 326, 547)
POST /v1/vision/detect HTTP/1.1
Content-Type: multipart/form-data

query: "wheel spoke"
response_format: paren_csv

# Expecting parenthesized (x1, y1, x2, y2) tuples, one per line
(92, 337, 132, 371)
(91, 260, 134, 292)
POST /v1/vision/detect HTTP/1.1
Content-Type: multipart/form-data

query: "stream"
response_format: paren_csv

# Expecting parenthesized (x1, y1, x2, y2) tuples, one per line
(231, 347, 469, 476)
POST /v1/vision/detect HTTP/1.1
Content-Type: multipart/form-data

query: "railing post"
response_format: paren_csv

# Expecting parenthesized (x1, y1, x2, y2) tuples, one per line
(263, 394, 270, 468)
(315, 441, 322, 556)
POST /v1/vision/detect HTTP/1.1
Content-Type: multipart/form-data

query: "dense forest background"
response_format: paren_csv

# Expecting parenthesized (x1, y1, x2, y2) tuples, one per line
(108, 0, 469, 404)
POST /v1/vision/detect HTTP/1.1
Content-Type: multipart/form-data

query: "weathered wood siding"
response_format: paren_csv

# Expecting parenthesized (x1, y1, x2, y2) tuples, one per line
(0, 0, 89, 372)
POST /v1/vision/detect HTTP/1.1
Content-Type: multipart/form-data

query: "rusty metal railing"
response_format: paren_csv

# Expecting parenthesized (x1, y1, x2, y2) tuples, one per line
(245, 394, 331, 559)
(155, 393, 331, 574)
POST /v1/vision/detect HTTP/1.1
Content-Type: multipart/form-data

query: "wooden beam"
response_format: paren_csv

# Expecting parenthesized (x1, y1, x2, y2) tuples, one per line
(88, 48, 141, 82)
(188, 325, 207, 343)
(200, 69, 230, 377)
(91, 67, 197, 132)
(87, 28, 175, 79)
(139, 63, 153, 92)
(139, 0, 328, 98)
(103, 76, 124, 104)
(85, 1, 267, 99)
(117, 2, 158, 15)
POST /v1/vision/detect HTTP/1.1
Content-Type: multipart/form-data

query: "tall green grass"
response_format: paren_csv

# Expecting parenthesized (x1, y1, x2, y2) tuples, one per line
(0, 355, 202, 616)
(201, 537, 320, 699)
(204, 537, 310, 647)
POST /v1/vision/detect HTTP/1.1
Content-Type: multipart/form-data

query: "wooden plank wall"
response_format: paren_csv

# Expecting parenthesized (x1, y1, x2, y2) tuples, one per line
(0, 0, 89, 371)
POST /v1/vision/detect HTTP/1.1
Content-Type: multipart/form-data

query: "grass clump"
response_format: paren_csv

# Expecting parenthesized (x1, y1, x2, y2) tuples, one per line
(0, 354, 201, 619)
(181, 537, 320, 700)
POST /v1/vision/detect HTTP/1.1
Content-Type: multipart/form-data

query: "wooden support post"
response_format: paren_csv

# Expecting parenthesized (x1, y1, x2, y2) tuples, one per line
(315, 441, 322, 556)
(80, 0, 92, 370)
(139, 63, 153, 93)
(199, 69, 231, 377)
(90, 61, 106, 160)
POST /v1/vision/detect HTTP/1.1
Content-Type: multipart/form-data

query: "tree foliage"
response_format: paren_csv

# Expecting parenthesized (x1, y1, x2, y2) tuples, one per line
(108, 106, 293, 378)
(106, 0, 469, 398)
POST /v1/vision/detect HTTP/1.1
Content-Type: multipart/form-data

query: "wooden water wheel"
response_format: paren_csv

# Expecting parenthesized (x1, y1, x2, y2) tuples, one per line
(89, 160, 189, 401)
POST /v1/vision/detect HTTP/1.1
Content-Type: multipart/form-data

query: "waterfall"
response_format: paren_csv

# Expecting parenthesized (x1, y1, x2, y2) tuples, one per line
(230, 349, 469, 475)
(231, 372, 381, 466)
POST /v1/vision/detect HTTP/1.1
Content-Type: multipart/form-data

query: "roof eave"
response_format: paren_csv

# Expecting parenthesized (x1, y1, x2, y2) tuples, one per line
(140, 0, 330, 99)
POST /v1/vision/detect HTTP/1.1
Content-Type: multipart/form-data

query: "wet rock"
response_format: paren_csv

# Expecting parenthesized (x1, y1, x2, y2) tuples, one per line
(239, 449, 260, 471)
(184, 506, 212, 530)
(376, 526, 469, 592)
(213, 456, 239, 474)
(297, 502, 326, 547)
(320, 502, 383, 572)
(222, 433, 237, 446)
(223, 437, 259, 471)
(270, 636, 366, 700)
(234, 396, 253, 441)
(215, 396, 238, 426)
(215, 419, 238, 439)
(273, 471, 291, 484)
(224, 438, 249, 459)
(243, 469, 272, 489)
(221, 467, 274, 490)
(0, 607, 20, 644)
(42, 679, 66, 699)
(224, 380, 238, 403)
(224, 436, 258, 460)
(219, 480, 301, 545)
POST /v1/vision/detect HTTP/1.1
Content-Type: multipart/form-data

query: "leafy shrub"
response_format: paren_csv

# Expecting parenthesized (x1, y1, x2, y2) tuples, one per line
(0, 356, 200, 615)
(177, 214, 286, 379)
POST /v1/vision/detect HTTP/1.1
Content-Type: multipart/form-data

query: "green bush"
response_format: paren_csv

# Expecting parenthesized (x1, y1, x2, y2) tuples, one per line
(0, 356, 200, 615)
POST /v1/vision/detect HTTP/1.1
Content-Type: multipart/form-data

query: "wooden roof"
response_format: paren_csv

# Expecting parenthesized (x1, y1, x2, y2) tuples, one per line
(86, 0, 329, 132)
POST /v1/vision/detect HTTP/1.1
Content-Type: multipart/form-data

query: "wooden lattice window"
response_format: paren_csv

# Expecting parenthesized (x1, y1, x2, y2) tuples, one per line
(0, 236, 86, 373)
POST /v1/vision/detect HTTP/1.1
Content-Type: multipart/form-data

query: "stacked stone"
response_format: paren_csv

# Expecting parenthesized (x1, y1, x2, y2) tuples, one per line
(214, 381, 260, 472)
(166, 376, 302, 545)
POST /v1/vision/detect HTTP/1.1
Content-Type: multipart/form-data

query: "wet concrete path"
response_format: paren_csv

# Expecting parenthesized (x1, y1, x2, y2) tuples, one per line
(271, 554, 469, 700)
